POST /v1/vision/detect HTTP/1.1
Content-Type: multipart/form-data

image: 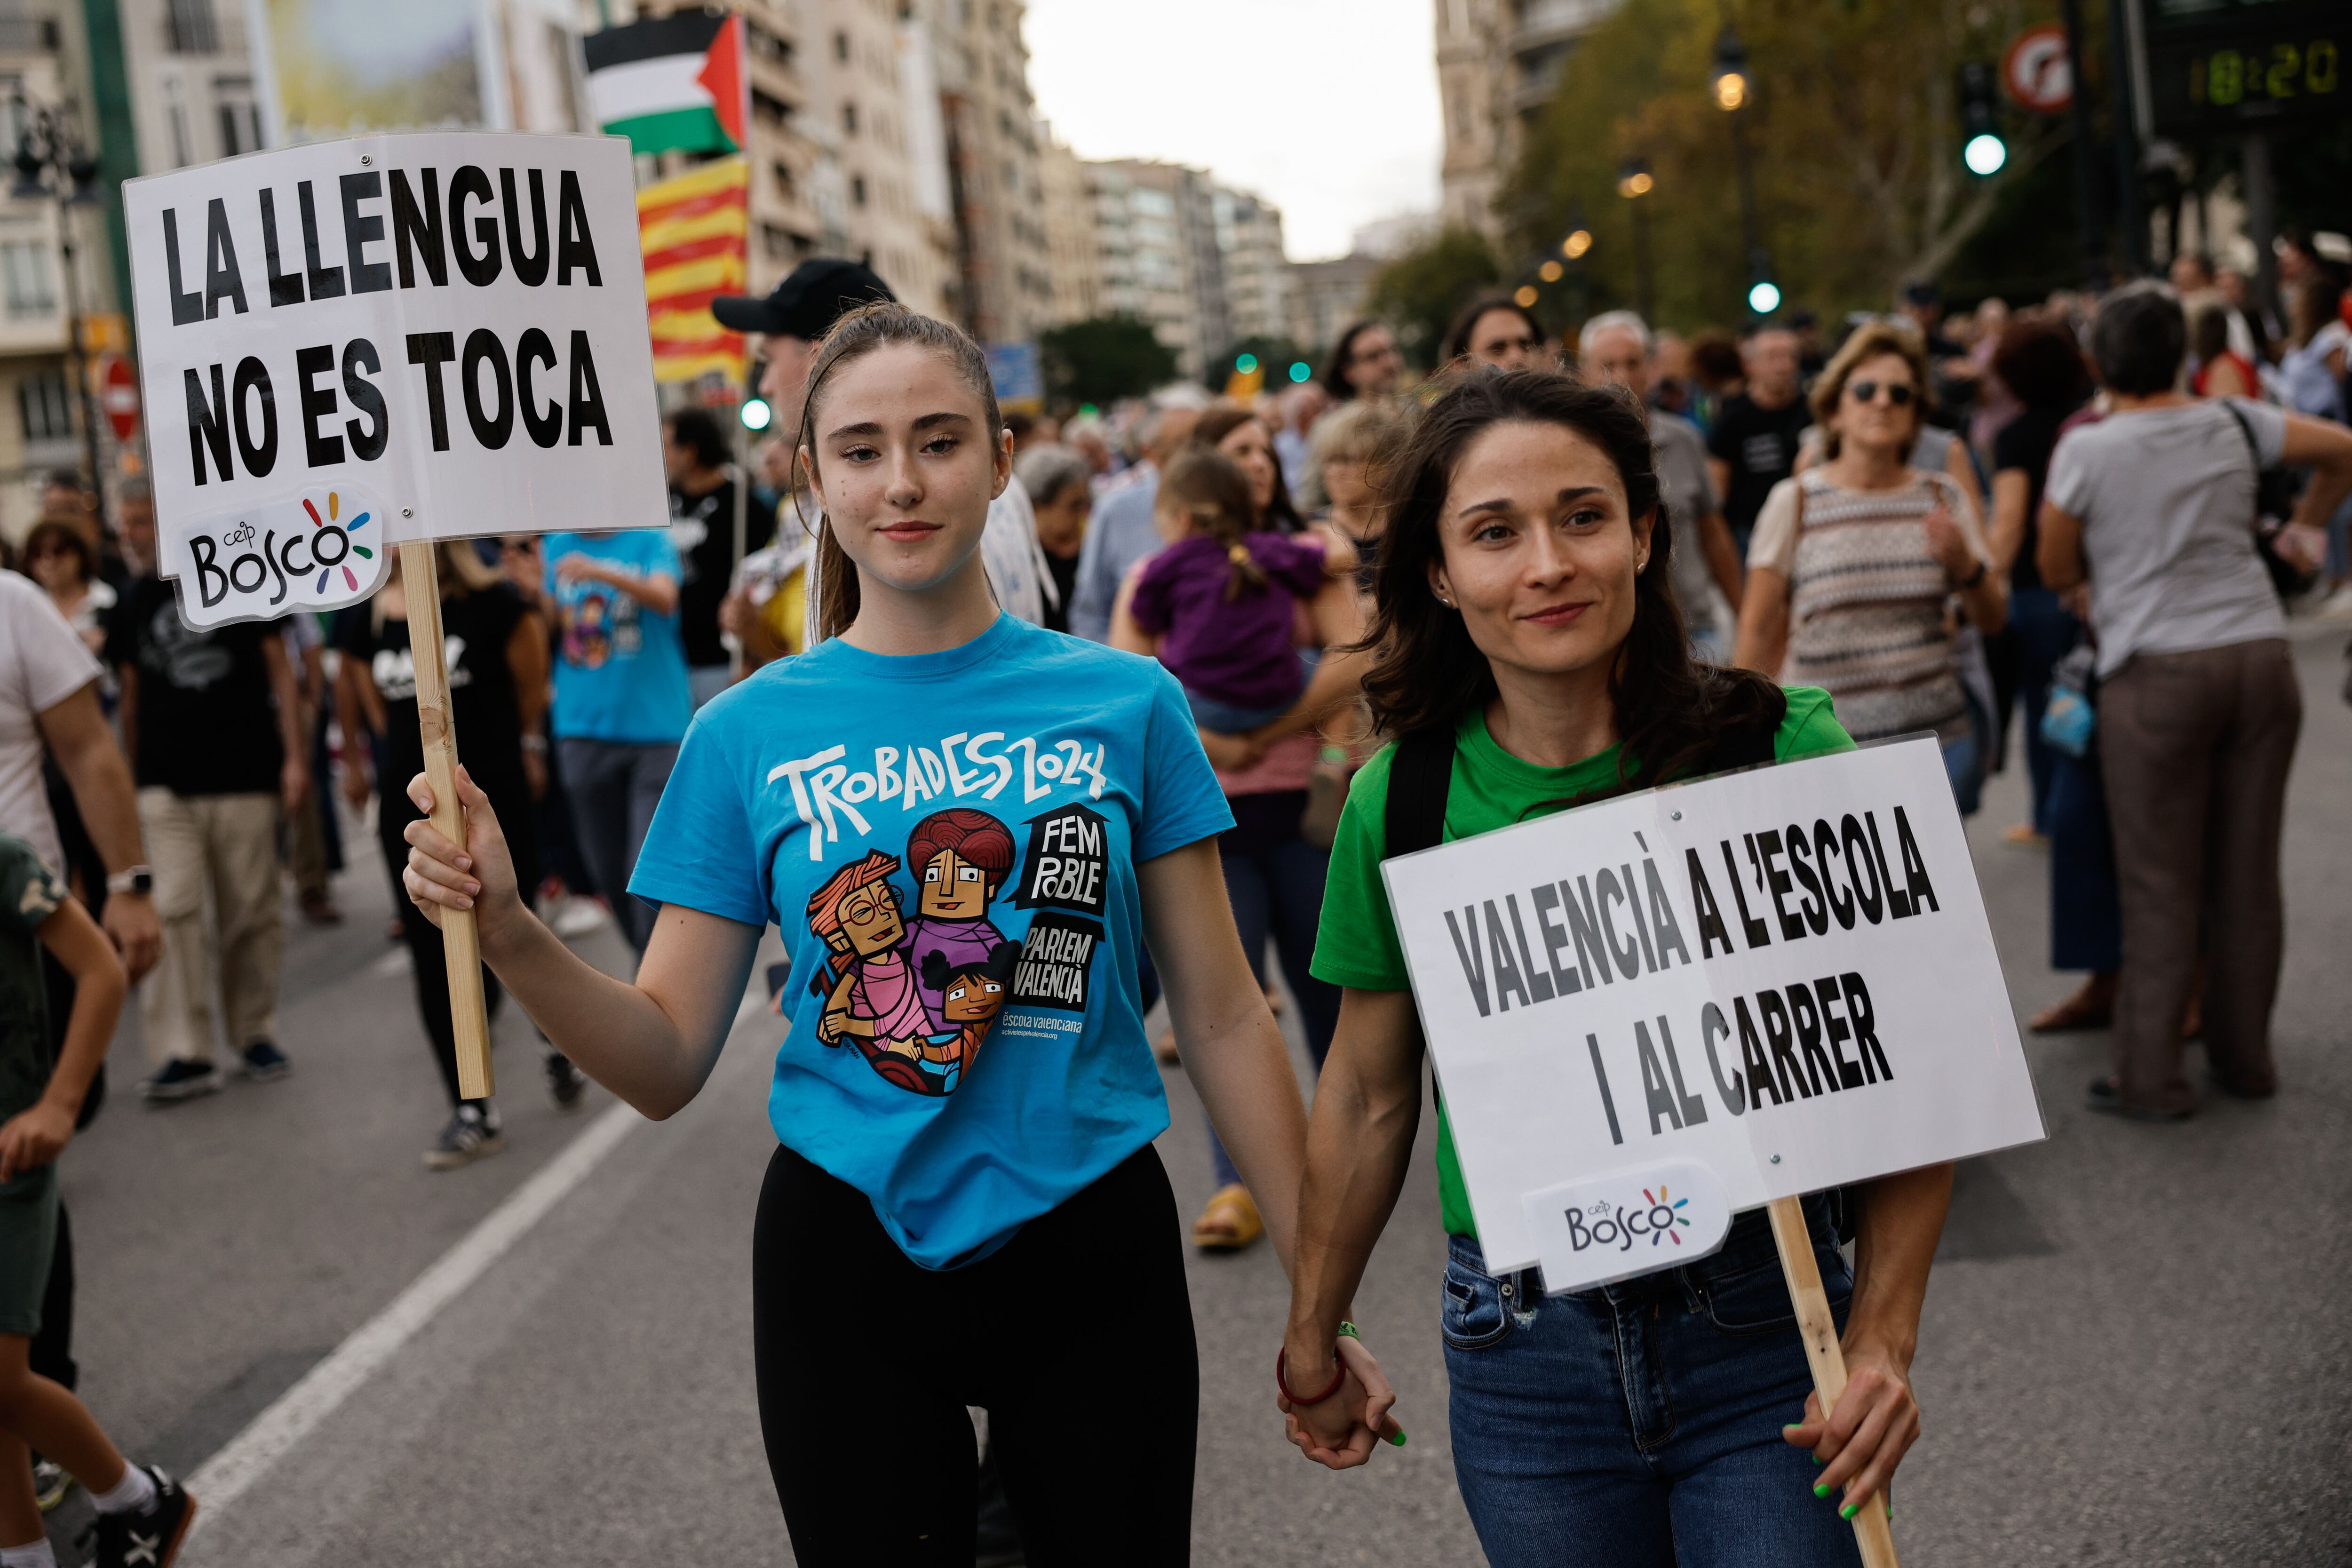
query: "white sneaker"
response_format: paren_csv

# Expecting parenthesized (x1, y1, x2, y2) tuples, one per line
(424, 1105, 506, 1170)
(550, 895, 610, 938)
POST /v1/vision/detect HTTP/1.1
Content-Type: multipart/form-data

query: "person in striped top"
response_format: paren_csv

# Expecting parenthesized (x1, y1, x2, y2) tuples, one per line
(1732, 321, 2007, 805)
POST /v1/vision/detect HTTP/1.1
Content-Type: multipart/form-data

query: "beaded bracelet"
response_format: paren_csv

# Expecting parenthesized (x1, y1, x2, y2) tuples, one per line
(1274, 1347, 1349, 1407)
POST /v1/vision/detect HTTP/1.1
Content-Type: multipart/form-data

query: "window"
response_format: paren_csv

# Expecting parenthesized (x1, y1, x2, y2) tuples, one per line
(216, 78, 262, 156)
(842, 102, 858, 135)
(851, 175, 867, 207)
(0, 240, 55, 319)
(165, 0, 218, 54)
(773, 161, 797, 201)
(752, 87, 792, 127)
(834, 30, 849, 61)
(20, 366, 71, 442)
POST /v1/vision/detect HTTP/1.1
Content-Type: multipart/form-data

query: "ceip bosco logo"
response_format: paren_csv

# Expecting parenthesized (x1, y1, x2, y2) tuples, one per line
(166, 485, 391, 628)
(1520, 1159, 1733, 1294)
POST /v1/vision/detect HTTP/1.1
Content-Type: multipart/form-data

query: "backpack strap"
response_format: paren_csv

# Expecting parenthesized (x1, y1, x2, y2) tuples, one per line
(1382, 725, 1456, 860)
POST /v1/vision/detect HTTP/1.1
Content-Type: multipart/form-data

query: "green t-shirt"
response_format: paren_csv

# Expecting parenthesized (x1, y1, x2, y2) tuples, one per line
(0, 832, 64, 1124)
(1309, 687, 1856, 1238)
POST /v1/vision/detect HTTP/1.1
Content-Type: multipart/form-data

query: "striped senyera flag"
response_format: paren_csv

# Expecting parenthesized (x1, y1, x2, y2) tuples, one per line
(637, 157, 749, 385)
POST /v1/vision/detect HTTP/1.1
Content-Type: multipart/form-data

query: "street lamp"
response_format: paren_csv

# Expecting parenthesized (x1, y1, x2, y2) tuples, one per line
(12, 98, 105, 532)
(1618, 158, 1656, 325)
(1711, 26, 1778, 321)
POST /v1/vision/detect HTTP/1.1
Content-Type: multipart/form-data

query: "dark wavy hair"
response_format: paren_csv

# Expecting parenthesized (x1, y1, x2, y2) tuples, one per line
(1359, 369, 1785, 803)
(1441, 292, 1545, 365)
(1322, 319, 1390, 401)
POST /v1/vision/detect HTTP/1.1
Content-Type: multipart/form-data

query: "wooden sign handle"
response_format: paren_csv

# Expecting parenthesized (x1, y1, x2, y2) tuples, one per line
(398, 541, 495, 1100)
(1766, 1194, 1899, 1568)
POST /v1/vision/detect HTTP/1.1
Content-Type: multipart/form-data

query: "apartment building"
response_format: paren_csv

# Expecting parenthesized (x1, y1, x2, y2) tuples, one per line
(1087, 159, 1229, 380)
(1036, 125, 1100, 326)
(1213, 184, 1288, 349)
(1437, 0, 1619, 239)
(796, 0, 956, 315)
(917, 0, 1051, 346)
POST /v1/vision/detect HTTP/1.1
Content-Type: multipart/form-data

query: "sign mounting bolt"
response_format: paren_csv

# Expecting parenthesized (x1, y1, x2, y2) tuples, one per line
(400, 507, 413, 517)
(360, 155, 372, 166)
(1770, 1154, 1781, 1164)
(1671, 810, 1682, 821)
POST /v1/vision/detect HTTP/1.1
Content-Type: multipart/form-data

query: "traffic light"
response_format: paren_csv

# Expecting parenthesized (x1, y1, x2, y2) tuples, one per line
(1959, 61, 2007, 175)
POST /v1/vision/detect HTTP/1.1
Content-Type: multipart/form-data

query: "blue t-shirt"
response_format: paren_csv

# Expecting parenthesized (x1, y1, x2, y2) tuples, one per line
(543, 531, 693, 744)
(630, 613, 1234, 1267)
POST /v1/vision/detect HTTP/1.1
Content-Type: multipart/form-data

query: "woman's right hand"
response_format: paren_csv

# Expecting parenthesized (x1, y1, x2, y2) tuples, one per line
(402, 766, 529, 951)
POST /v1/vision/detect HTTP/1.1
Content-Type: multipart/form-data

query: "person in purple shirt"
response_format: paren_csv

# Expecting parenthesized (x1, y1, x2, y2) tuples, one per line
(900, 807, 1017, 1030)
(1120, 449, 1334, 732)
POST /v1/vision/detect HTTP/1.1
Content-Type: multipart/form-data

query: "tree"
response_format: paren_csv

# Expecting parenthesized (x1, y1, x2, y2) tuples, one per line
(1038, 314, 1181, 407)
(1502, 0, 2071, 328)
(1366, 227, 1502, 368)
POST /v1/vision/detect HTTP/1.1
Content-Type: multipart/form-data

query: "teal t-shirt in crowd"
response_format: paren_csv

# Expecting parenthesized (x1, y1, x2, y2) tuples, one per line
(630, 614, 1233, 1268)
(543, 530, 693, 744)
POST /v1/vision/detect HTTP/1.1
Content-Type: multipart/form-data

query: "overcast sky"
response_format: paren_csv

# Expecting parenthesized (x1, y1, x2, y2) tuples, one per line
(1022, 0, 1443, 261)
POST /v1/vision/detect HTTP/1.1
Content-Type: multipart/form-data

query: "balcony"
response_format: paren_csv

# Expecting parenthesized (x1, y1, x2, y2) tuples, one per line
(0, 14, 58, 52)
(1510, 0, 1614, 56)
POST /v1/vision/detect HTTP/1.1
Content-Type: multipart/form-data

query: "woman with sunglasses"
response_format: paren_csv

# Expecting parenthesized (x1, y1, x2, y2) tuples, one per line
(1732, 321, 2006, 801)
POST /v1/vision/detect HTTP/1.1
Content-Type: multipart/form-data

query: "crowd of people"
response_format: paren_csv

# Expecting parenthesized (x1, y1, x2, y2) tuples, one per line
(3, 233, 2351, 1566)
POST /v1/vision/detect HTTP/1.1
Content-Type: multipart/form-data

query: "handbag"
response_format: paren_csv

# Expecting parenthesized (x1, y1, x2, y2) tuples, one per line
(2220, 399, 2320, 599)
(2040, 645, 2098, 759)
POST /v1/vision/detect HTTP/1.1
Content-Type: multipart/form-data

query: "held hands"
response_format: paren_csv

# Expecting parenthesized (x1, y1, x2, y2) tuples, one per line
(402, 766, 527, 951)
(1277, 1334, 1404, 1470)
(1779, 1339, 1922, 1519)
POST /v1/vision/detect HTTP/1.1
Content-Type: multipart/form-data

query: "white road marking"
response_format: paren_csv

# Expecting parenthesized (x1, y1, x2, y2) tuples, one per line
(183, 971, 779, 1536)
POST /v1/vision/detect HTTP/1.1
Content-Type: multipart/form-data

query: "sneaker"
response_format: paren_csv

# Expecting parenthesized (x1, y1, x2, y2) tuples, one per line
(546, 1050, 587, 1111)
(551, 895, 610, 938)
(32, 1454, 67, 1512)
(424, 1105, 505, 1170)
(141, 1059, 222, 1103)
(84, 1465, 195, 1568)
(239, 1039, 292, 1081)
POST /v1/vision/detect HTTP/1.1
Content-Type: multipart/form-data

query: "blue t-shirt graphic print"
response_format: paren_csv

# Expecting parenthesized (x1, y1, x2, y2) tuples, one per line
(630, 614, 1233, 1268)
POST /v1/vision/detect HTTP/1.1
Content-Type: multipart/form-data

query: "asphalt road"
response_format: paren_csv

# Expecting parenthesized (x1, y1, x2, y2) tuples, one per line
(36, 626, 2352, 1566)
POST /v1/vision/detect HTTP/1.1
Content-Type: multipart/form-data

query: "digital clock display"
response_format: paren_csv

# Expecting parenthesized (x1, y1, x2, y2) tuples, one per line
(2191, 37, 2339, 107)
(2149, 30, 2347, 129)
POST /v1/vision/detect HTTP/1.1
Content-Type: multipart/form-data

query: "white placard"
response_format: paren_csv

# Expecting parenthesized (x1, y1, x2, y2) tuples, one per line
(1521, 1159, 1733, 1294)
(122, 131, 667, 623)
(1383, 738, 2046, 1276)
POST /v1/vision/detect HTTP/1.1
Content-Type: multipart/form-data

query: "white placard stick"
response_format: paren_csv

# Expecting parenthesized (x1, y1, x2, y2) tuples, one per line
(399, 539, 493, 1100)
(1768, 1194, 1897, 1567)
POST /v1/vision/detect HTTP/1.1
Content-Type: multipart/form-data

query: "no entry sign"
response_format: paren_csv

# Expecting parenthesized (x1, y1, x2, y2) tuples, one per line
(1382, 737, 2046, 1285)
(97, 353, 139, 441)
(120, 131, 667, 627)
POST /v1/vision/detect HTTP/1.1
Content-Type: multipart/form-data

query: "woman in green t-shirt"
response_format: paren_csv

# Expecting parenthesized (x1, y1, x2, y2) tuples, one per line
(1274, 370, 1954, 1566)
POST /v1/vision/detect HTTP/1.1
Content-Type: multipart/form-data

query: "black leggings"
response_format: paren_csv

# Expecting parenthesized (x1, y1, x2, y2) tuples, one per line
(753, 1143, 1198, 1566)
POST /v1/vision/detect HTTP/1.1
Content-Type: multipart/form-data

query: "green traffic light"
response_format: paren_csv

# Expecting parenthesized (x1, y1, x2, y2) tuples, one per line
(1236, 354, 1260, 374)
(1289, 362, 1311, 383)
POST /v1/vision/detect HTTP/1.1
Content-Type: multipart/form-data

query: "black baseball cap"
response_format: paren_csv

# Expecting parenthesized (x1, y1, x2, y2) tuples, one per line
(711, 258, 896, 340)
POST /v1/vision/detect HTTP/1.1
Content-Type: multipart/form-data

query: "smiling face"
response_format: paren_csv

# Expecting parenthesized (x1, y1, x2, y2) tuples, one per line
(1215, 417, 1279, 514)
(919, 846, 994, 920)
(1428, 419, 1651, 691)
(804, 342, 1010, 601)
(838, 880, 906, 958)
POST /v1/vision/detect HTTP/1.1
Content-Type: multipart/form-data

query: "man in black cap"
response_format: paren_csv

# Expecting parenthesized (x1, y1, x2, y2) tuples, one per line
(711, 257, 896, 447)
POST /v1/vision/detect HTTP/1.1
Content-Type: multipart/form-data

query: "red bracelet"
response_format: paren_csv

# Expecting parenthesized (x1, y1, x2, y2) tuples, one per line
(1275, 1347, 1348, 1407)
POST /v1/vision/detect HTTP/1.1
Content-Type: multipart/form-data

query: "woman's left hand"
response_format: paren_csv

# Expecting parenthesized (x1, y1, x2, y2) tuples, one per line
(1922, 503, 1973, 581)
(1780, 1340, 1921, 1514)
(1198, 727, 1266, 772)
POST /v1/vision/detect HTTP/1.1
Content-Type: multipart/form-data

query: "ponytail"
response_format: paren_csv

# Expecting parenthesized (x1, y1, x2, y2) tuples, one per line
(1156, 448, 1265, 603)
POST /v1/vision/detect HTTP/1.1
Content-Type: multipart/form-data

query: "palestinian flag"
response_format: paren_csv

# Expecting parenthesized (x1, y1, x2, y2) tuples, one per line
(584, 9, 747, 158)
(639, 157, 749, 384)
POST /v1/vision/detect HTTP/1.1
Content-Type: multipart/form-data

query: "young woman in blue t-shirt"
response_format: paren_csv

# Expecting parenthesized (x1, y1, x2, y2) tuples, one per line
(399, 304, 1311, 1564)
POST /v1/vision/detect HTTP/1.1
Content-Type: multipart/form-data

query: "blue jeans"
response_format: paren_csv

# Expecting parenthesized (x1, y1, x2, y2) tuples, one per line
(2048, 736, 2123, 974)
(1204, 793, 1341, 1188)
(1443, 1200, 1863, 1568)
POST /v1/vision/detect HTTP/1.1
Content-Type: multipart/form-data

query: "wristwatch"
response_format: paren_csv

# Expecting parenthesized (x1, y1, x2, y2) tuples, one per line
(1954, 560, 1988, 590)
(106, 865, 154, 895)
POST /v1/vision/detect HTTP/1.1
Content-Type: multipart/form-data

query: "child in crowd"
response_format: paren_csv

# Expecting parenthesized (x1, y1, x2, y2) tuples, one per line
(1121, 449, 1336, 733)
(0, 831, 195, 1568)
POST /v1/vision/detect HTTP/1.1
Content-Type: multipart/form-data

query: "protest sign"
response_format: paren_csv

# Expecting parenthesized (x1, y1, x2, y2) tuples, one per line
(1382, 736, 2044, 1282)
(1384, 736, 2040, 1566)
(122, 131, 669, 1097)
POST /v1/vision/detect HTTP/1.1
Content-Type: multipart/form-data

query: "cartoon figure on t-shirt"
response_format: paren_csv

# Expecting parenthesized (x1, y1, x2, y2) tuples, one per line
(807, 849, 935, 1094)
(902, 808, 1015, 1030)
(915, 942, 1019, 1094)
(561, 593, 613, 669)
